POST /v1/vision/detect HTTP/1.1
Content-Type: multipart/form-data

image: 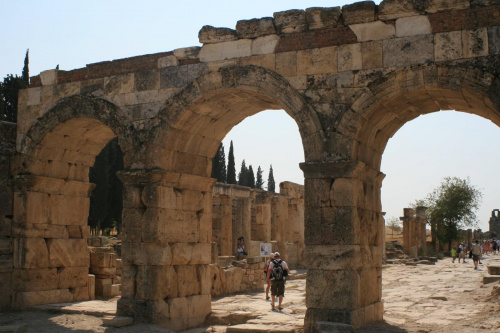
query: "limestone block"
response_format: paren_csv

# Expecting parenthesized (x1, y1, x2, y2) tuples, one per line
(305, 7, 341, 30)
(251, 35, 280, 56)
(102, 316, 133, 328)
(435, 31, 463, 61)
(90, 267, 117, 275)
(171, 243, 193, 265)
(80, 226, 90, 238)
(123, 242, 172, 266)
(46, 239, 89, 268)
(136, 265, 177, 300)
(122, 186, 143, 209)
(141, 185, 177, 209)
(88, 274, 95, 300)
(199, 39, 252, 63)
(57, 266, 88, 289)
(134, 69, 159, 92)
(103, 284, 120, 297)
(13, 238, 49, 269)
(275, 51, 297, 77)
(462, 28, 489, 58)
(104, 73, 135, 95)
(0, 218, 11, 238)
(158, 55, 179, 68)
(65, 225, 81, 238)
(359, 268, 381, 306)
(383, 35, 434, 67)
(395, 15, 431, 37)
(121, 208, 144, 243)
(90, 252, 116, 268)
(488, 26, 500, 55)
(350, 21, 395, 42)
(180, 189, 204, 211)
(306, 269, 360, 309)
(426, 0, 470, 13)
(141, 208, 199, 244)
(173, 46, 201, 59)
(176, 265, 200, 297)
(338, 43, 362, 72)
(198, 25, 238, 44)
(23, 191, 49, 225)
(236, 17, 276, 39)
(297, 46, 337, 76)
(40, 69, 58, 86)
(190, 243, 212, 265)
(27, 87, 41, 106)
(71, 286, 90, 302)
(273, 9, 307, 33)
(342, 1, 376, 25)
(12, 268, 58, 291)
(361, 41, 383, 69)
(14, 289, 73, 308)
(95, 278, 112, 296)
(49, 195, 89, 226)
(224, 267, 244, 294)
(378, 0, 420, 20)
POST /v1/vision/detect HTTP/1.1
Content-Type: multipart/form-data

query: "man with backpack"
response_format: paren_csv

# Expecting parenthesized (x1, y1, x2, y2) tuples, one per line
(266, 252, 289, 311)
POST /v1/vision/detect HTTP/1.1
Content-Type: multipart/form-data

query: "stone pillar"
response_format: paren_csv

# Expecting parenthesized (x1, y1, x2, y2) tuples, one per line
(401, 208, 413, 254)
(232, 198, 252, 255)
(467, 229, 473, 246)
(415, 207, 427, 250)
(271, 196, 288, 244)
(300, 161, 385, 331)
(220, 195, 233, 256)
(11, 174, 93, 308)
(117, 170, 215, 331)
(0, 121, 16, 310)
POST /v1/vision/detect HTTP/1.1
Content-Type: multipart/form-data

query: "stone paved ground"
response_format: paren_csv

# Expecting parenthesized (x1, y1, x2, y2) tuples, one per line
(1, 256, 500, 332)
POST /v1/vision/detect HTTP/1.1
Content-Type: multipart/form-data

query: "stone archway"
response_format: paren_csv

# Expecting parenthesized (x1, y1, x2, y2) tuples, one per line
(116, 65, 323, 330)
(10, 96, 133, 309)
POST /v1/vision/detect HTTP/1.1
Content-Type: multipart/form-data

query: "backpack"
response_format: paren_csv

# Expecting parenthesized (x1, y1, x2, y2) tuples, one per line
(272, 259, 284, 281)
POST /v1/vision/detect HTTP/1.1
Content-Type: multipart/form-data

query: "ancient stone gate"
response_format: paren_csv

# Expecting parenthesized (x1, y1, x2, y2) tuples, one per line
(3, 0, 500, 331)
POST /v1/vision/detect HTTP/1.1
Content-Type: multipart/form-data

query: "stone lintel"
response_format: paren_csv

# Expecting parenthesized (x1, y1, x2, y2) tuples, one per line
(300, 160, 385, 184)
(117, 169, 216, 191)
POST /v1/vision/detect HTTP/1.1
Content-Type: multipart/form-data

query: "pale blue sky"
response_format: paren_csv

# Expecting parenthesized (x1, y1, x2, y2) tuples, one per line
(1, 0, 498, 230)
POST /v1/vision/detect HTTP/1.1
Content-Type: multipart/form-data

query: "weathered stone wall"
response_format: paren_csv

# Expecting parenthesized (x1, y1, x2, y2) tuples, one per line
(212, 182, 305, 266)
(10, 0, 500, 331)
(210, 256, 264, 298)
(0, 121, 16, 310)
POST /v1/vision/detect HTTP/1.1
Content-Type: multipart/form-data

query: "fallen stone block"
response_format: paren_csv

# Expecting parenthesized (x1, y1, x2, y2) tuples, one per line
(483, 276, 500, 284)
(102, 284, 120, 297)
(102, 316, 133, 328)
(487, 266, 500, 275)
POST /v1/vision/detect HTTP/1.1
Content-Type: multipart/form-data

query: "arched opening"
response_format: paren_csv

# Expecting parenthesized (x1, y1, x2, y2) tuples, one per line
(347, 65, 500, 330)
(12, 97, 132, 309)
(117, 65, 320, 331)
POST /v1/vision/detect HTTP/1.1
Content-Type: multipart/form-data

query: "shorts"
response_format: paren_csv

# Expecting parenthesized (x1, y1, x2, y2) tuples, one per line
(459, 253, 465, 258)
(271, 279, 285, 297)
(473, 254, 480, 261)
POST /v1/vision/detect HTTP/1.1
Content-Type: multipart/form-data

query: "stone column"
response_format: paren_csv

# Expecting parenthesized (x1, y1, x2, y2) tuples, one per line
(11, 174, 93, 308)
(232, 197, 252, 255)
(300, 161, 385, 331)
(416, 207, 427, 250)
(271, 196, 288, 244)
(401, 208, 413, 254)
(117, 169, 215, 331)
(220, 195, 233, 256)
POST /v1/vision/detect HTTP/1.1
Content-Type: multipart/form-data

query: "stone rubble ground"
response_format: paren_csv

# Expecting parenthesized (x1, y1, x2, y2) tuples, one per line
(1, 257, 500, 332)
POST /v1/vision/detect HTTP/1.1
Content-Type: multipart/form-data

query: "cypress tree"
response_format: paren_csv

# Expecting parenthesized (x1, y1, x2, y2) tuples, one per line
(226, 141, 237, 184)
(211, 143, 227, 183)
(22, 49, 29, 85)
(247, 165, 255, 188)
(238, 159, 248, 186)
(256, 166, 264, 190)
(267, 165, 276, 193)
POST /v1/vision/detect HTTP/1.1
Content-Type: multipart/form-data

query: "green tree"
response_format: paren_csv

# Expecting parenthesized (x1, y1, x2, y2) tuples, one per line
(267, 165, 275, 193)
(414, 177, 482, 250)
(386, 216, 402, 236)
(255, 166, 264, 189)
(211, 143, 227, 183)
(22, 49, 30, 85)
(226, 141, 237, 184)
(238, 159, 248, 186)
(88, 138, 124, 235)
(247, 165, 255, 188)
(0, 74, 27, 122)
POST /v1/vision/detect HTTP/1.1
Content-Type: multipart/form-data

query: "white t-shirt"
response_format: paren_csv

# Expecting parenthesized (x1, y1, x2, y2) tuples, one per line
(268, 259, 289, 279)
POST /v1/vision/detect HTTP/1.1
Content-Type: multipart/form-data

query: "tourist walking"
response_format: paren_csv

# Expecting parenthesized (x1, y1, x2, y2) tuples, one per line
(458, 243, 466, 263)
(451, 247, 457, 263)
(264, 253, 275, 300)
(266, 252, 289, 311)
(472, 240, 482, 270)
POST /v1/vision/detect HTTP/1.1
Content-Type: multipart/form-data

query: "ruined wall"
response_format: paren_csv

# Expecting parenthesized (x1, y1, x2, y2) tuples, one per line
(401, 207, 427, 257)
(0, 121, 16, 309)
(489, 209, 500, 237)
(212, 182, 305, 267)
